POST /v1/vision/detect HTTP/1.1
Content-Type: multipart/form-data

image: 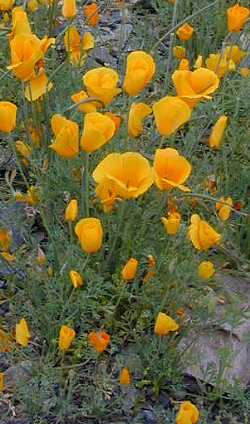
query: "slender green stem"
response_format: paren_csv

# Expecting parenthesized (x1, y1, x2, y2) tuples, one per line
(84, 153, 90, 217)
(166, 0, 179, 82)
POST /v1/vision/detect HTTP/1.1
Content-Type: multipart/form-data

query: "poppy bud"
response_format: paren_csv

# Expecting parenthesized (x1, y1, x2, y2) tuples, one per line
(65, 199, 78, 222)
(75, 218, 103, 253)
(59, 325, 76, 352)
(121, 258, 138, 281)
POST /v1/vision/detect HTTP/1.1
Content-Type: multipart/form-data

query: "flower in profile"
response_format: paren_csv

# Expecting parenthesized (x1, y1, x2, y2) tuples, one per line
(0, 101, 17, 133)
(93, 152, 153, 202)
(80, 112, 116, 153)
(69, 270, 84, 288)
(198, 261, 215, 280)
(188, 214, 221, 251)
(176, 401, 199, 424)
(208, 115, 228, 150)
(225, 45, 246, 65)
(83, 67, 121, 105)
(216, 196, 233, 221)
(71, 90, 99, 113)
(75, 218, 103, 253)
(123, 51, 156, 96)
(178, 58, 190, 70)
(227, 3, 250, 32)
(59, 325, 76, 352)
(84, 2, 99, 27)
(154, 148, 191, 192)
(120, 368, 131, 385)
(128, 102, 152, 138)
(24, 68, 53, 101)
(15, 318, 31, 347)
(172, 68, 219, 108)
(65, 199, 78, 222)
(121, 258, 138, 281)
(153, 96, 191, 136)
(154, 312, 179, 336)
(206, 53, 236, 78)
(0, 229, 12, 251)
(9, 6, 32, 39)
(50, 114, 79, 159)
(88, 331, 110, 353)
(173, 45, 186, 59)
(0, 0, 14, 11)
(161, 211, 181, 235)
(62, 0, 77, 19)
(64, 27, 94, 65)
(176, 23, 194, 41)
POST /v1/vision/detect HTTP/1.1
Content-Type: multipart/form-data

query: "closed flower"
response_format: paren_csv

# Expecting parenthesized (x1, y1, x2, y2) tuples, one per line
(123, 51, 156, 96)
(0, 0, 14, 11)
(161, 212, 181, 235)
(71, 90, 98, 113)
(154, 148, 191, 192)
(225, 45, 246, 65)
(153, 96, 191, 137)
(172, 68, 219, 108)
(15, 140, 31, 159)
(206, 53, 235, 78)
(15, 318, 31, 347)
(83, 67, 121, 105)
(198, 261, 215, 280)
(173, 45, 186, 59)
(188, 214, 221, 251)
(24, 68, 53, 102)
(119, 368, 131, 385)
(208, 115, 228, 150)
(80, 112, 116, 153)
(65, 199, 78, 222)
(154, 312, 179, 336)
(59, 325, 76, 352)
(88, 331, 110, 353)
(69, 270, 83, 288)
(75, 217, 103, 253)
(176, 23, 194, 41)
(128, 102, 152, 138)
(93, 152, 153, 201)
(50, 114, 79, 159)
(84, 2, 99, 27)
(216, 196, 233, 221)
(0, 101, 17, 133)
(176, 401, 199, 424)
(62, 0, 77, 19)
(227, 3, 250, 32)
(121, 258, 138, 281)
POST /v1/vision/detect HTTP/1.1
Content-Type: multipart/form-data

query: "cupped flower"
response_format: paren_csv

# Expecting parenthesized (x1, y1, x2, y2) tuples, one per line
(188, 214, 221, 251)
(83, 67, 121, 105)
(153, 96, 191, 136)
(176, 23, 194, 41)
(176, 401, 199, 424)
(58, 325, 76, 352)
(208, 115, 228, 149)
(227, 3, 250, 32)
(80, 112, 116, 153)
(198, 261, 215, 280)
(24, 68, 53, 101)
(123, 51, 156, 96)
(62, 0, 77, 19)
(172, 68, 219, 108)
(50, 114, 79, 159)
(93, 152, 153, 201)
(216, 196, 233, 221)
(154, 312, 179, 336)
(0, 101, 17, 133)
(161, 211, 181, 235)
(75, 218, 103, 253)
(153, 148, 191, 192)
(15, 318, 31, 347)
(121, 258, 138, 281)
(128, 102, 152, 138)
(88, 331, 110, 353)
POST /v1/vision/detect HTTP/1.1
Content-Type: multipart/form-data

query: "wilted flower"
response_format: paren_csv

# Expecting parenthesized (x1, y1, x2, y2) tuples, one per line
(161, 212, 181, 235)
(121, 258, 138, 281)
(198, 261, 215, 280)
(0, 101, 17, 133)
(188, 214, 221, 251)
(173, 45, 186, 59)
(120, 368, 131, 385)
(80, 112, 116, 153)
(59, 325, 76, 352)
(208, 115, 228, 149)
(83, 67, 121, 105)
(154, 148, 191, 192)
(84, 2, 99, 27)
(88, 331, 110, 353)
(93, 152, 153, 202)
(154, 312, 179, 336)
(24, 68, 53, 101)
(123, 51, 156, 96)
(15, 140, 31, 159)
(153, 96, 191, 136)
(62, 0, 77, 19)
(227, 3, 250, 32)
(50, 115, 79, 159)
(69, 270, 84, 288)
(65, 199, 78, 222)
(216, 196, 233, 221)
(176, 401, 199, 424)
(0, 229, 12, 251)
(15, 318, 31, 347)
(128, 103, 152, 138)
(75, 218, 103, 253)
(71, 90, 98, 113)
(172, 68, 219, 107)
(176, 23, 194, 41)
